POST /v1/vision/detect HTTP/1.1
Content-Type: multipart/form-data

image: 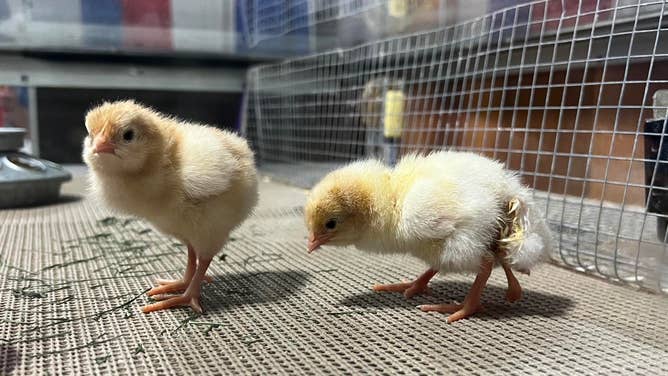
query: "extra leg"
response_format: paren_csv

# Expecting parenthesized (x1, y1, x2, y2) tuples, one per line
(143, 256, 213, 314)
(373, 268, 438, 298)
(500, 258, 522, 303)
(148, 245, 212, 297)
(418, 257, 494, 323)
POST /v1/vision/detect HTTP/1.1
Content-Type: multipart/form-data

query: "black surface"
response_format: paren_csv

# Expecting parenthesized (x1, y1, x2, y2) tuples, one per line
(644, 118, 668, 242)
(37, 88, 242, 164)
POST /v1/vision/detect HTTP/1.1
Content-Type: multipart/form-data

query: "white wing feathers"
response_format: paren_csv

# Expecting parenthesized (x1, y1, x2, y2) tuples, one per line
(179, 126, 237, 201)
(399, 179, 459, 240)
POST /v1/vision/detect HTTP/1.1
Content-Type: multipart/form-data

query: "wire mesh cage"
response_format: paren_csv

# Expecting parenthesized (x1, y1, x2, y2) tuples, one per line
(245, 0, 668, 293)
(237, 0, 460, 50)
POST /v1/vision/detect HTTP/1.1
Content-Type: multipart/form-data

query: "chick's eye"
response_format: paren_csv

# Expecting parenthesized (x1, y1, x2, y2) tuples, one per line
(122, 129, 134, 142)
(325, 219, 337, 230)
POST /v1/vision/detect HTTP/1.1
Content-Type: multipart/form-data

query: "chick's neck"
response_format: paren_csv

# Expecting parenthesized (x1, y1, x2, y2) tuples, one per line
(359, 170, 400, 239)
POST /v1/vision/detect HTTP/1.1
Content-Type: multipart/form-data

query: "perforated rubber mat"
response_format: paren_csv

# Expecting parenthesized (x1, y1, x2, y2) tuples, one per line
(1, 174, 667, 375)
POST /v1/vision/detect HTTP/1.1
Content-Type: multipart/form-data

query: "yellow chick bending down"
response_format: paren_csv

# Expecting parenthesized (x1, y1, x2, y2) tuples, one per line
(305, 151, 552, 323)
(83, 100, 258, 314)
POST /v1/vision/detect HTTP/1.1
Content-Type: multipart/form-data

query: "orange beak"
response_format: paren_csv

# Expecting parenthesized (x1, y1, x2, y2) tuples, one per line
(93, 138, 116, 154)
(307, 232, 333, 254)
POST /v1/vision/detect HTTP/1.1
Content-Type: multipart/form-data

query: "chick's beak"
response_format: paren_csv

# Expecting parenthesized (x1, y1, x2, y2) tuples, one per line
(93, 137, 116, 154)
(307, 232, 332, 254)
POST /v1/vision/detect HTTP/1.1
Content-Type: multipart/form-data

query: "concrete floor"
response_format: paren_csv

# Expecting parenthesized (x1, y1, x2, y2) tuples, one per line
(0, 167, 666, 375)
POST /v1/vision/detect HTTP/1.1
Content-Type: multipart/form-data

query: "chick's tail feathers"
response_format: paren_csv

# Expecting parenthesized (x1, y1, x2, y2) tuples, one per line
(498, 197, 552, 272)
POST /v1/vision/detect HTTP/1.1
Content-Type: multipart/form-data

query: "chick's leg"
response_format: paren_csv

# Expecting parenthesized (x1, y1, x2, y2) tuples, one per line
(500, 258, 522, 303)
(148, 245, 213, 297)
(418, 257, 494, 323)
(142, 256, 213, 314)
(373, 268, 438, 298)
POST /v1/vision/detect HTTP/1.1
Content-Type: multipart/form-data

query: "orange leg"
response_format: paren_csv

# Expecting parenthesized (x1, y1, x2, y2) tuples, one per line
(148, 245, 212, 297)
(419, 257, 494, 323)
(373, 268, 438, 298)
(500, 258, 522, 303)
(143, 256, 213, 314)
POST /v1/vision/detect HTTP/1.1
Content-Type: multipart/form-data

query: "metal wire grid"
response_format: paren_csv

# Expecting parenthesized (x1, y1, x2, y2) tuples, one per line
(245, 0, 668, 293)
(238, 0, 443, 47)
(239, 0, 373, 46)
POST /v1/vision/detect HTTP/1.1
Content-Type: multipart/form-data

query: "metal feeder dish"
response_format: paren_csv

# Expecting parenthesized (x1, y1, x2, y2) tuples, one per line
(0, 128, 72, 208)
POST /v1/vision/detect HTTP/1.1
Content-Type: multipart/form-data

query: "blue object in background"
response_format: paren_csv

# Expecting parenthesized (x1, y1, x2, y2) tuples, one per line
(17, 87, 28, 108)
(0, 0, 9, 22)
(81, 0, 122, 49)
(235, 0, 311, 57)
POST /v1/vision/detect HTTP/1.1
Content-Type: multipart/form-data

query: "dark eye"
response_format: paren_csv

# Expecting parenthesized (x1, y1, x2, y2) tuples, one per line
(122, 129, 134, 142)
(325, 219, 337, 230)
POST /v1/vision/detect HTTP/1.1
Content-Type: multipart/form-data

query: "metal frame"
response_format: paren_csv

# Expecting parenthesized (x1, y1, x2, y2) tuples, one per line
(0, 53, 246, 92)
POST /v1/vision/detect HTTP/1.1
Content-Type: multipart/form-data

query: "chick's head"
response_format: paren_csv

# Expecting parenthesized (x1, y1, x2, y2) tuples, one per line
(83, 100, 163, 175)
(304, 173, 374, 253)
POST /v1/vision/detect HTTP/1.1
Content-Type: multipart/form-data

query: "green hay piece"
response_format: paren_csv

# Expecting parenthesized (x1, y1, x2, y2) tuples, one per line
(326, 310, 369, 316)
(133, 344, 145, 355)
(165, 313, 202, 336)
(29, 333, 121, 358)
(95, 355, 110, 364)
(188, 321, 231, 336)
(0, 318, 36, 326)
(42, 256, 102, 272)
(2, 331, 71, 346)
(95, 288, 151, 320)
(12, 288, 46, 299)
(314, 268, 338, 273)
(136, 229, 152, 235)
(241, 252, 283, 270)
(98, 217, 118, 226)
(122, 218, 136, 227)
(242, 337, 262, 346)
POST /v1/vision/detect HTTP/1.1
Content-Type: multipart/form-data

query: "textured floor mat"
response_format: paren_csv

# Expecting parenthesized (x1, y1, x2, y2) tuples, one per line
(1, 178, 666, 375)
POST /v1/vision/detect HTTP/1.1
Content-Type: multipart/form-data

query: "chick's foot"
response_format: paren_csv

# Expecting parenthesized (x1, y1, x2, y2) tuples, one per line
(156, 275, 213, 284)
(142, 256, 213, 314)
(373, 268, 438, 298)
(148, 280, 190, 297)
(418, 302, 482, 323)
(142, 294, 203, 314)
(418, 257, 494, 323)
(147, 245, 214, 297)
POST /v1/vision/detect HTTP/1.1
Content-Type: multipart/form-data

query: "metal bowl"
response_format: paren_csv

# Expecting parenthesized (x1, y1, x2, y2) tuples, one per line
(0, 127, 26, 151)
(0, 152, 72, 208)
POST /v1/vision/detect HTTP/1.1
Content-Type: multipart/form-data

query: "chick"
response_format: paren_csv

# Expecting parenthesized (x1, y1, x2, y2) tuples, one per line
(305, 151, 552, 323)
(83, 100, 258, 313)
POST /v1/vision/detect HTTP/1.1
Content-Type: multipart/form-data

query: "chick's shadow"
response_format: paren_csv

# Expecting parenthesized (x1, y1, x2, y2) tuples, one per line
(339, 280, 574, 319)
(201, 270, 309, 312)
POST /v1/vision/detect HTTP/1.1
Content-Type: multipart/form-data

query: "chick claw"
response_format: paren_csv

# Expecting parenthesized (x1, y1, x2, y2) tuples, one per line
(418, 303, 483, 324)
(373, 268, 438, 299)
(372, 281, 431, 299)
(148, 281, 189, 297)
(418, 258, 494, 323)
(149, 275, 214, 297)
(142, 294, 203, 314)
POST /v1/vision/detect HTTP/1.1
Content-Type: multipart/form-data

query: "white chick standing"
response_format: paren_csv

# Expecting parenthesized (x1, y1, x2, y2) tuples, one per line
(305, 151, 552, 323)
(83, 100, 258, 313)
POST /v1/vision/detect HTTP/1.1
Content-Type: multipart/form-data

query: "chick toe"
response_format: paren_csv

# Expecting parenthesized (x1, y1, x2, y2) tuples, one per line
(142, 294, 203, 314)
